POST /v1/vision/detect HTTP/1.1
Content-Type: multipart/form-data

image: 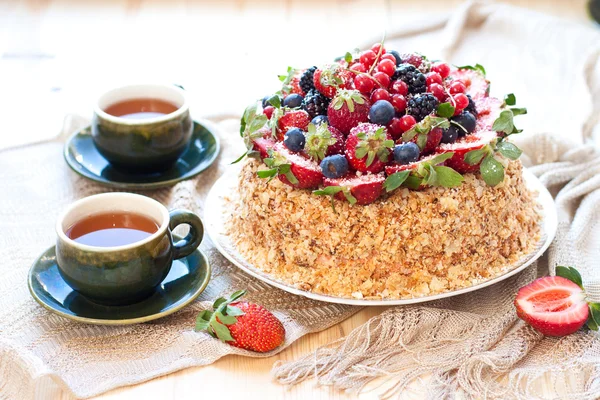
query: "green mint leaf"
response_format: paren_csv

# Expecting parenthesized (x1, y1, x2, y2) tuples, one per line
(344, 52, 353, 63)
(428, 151, 454, 166)
(215, 311, 237, 325)
(588, 303, 600, 331)
(195, 310, 213, 332)
(555, 266, 583, 289)
(492, 110, 515, 135)
(496, 141, 522, 160)
(226, 306, 244, 317)
(437, 103, 456, 118)
(210, 319, 234, 342)
(267, 95, 281, 108)
(432, 166, 464, 187)
(504, 93, 516, 106)
(231, 151, 249, 165)
(480, 155, 505, 186)
(404, 175, 423, 189)
(384, 171, 410, 192)
(511, 107, 528, 116)
(257, 168, 278, 179)
(314, 186, 344, 196)
(465, 148, 488, 165)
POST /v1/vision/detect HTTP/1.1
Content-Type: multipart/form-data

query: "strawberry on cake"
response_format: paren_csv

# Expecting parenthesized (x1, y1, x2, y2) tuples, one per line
(227, 42, 541, 300)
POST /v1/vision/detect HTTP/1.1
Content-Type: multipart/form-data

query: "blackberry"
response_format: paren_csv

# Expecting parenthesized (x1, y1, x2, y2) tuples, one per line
(302, 89, 330, 118)
(407, 93, 438, 121)
(299, 66, 317, 94)
(465, 94, 478, 117)
(392, 63, 426, 94)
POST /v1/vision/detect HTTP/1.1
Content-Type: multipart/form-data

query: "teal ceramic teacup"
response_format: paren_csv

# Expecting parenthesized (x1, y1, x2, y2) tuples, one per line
(91, 84, 193, 172)
(55, 192, 204, 305)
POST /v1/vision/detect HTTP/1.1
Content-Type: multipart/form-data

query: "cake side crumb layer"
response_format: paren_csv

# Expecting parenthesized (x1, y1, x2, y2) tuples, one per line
(226, 159, 542, 300)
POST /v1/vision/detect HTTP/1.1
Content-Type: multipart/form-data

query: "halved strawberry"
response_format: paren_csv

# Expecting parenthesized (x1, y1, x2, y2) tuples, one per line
(272, 143, 322, 189)
(448, 68, 490, 100)
(327, 90, 370, 135)
(252, 137, 276, 159)
(345, 123, 394, 174)
(515, 276, 589, 337)
(384, 153, 462, 190)
(313, 65, 353, 98)
(304, 123, 343, 161)
(323, 173, 385, 205)
(277, 110, 310, 140)
(436, 130, 497, 173)
(475, 97, 503, 132)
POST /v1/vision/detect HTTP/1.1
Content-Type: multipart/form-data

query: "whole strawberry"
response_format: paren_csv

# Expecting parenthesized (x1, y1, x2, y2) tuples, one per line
(327, 90, 370, 135)
(313, 64, 353, 98)
(195, 290, 285, 353)
(345, 123, 394, 173)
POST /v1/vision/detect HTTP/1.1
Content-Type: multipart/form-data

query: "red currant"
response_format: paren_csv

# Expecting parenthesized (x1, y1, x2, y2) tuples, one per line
(371, 43, 386, 55)
(263, 106, 274, 119)
(453, 93, 469, 111)
(350, 62, 366, 73)
(391, 94, 407, 113)
(354, 73, 375, 94)
(370, 88, 391, 103)
(425, 72, 443, 86)
(381, 53, 396, 63)
(359, 50, 377, 67)
(399, 115, 417, 131)
(431, 62, 451, 78)
(449, 80, 466, 94)
(390, 80, 408, 96)
(428, 83, 446, 102)
(388, 117, 403, 139)
(373, 71, 390, 88)
(377, 59, 396, 77)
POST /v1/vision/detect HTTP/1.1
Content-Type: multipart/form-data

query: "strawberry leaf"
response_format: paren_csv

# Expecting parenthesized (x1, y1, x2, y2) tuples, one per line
(257, 168, 278, 179)
(504, 93, 516, 106)
(365, 150, 376, 167)
(213, 297, 228, 309)
(416, 134, 428, 150)
(431, 166, 464, 187)
(215, 311, 237, 325)
(587, 303, 600, 331)
(226, 306, 244, 316)
(267, 95, 281, 108)
(210, 320, 234, 342)
(342, 188, 357, 205)
(456, 63, 486, 76)
(437, 102, 455, 118)
(231, 150, 250, 165)
(428, 151, 454, 166)
(384, 171, 410, 192)
(480, 154, 504, 186)
(355, 147, 368, 159)
(195, 310, 213, 332)
(229, 290, 247, 302)
(314, 186, 345, 213)
(556, 266, 583, 289)
(403, 175, 423, 189)
(465, 147, 488, 165)
(496, 141, 522, 160)
(511, 107, 528, 116)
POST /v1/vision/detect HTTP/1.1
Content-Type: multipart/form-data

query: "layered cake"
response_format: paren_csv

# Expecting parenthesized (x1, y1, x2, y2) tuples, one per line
(227, 42, 541, 300)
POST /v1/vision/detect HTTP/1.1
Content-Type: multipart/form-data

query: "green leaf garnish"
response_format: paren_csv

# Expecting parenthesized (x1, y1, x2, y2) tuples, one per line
(313, 186, 356, 212)
(480, 154, 504, 186)
(257, 168, 278, 179)
(384, 171, 410, 192)
(195, 290, 248, 342)
(464, 147, 489, 165)
(556, 266, 584, 289)
(511, 107, 527, 116)
(437, 102, 456, 118)
(267, 94, 282, 108)
(504, 93, 516, 106)
(344, 52, 353, 63)
(429, 166, 464, 187)
(588, 303, 600, 331)
(496, 141, 522, 160)
(403, 175, 423, 189)
(456, 63, 486, 76)
(428, 151, 455, 166)
(257, 151, 298, 184)
(492, 110, 515, 134)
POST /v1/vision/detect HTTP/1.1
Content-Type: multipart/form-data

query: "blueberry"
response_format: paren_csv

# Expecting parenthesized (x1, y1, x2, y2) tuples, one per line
(441, 126, 459, 144)
(283, 94, 303, 109)
(320, 155, 349, 179)
(389, 50, 402, 66)
(451, 111, 476, 136)
(283, 128, 306, 152)
(261, 95, 271, 108)
(311, 115, 329, 126)
(369, 100, 395, 126)
(393, 142, 420, 164)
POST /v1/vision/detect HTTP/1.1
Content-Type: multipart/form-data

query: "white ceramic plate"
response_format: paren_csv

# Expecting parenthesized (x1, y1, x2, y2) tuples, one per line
(205, 165, 557, 306)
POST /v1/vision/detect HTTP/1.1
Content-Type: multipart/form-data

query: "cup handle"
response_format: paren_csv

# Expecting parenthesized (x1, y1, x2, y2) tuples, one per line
(169, 209, 204, 259)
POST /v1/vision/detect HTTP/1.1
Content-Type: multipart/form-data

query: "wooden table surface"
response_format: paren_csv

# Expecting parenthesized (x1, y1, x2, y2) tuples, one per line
(0, 1, 596, 399)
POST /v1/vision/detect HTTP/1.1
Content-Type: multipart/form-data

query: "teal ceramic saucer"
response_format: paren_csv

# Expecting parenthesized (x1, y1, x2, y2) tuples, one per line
(64, 119, 220, 190)
(28, 240, 211, 325)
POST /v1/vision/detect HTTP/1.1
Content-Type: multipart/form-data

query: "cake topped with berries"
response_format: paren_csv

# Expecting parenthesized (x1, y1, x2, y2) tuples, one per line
(227, 42, 541, 300)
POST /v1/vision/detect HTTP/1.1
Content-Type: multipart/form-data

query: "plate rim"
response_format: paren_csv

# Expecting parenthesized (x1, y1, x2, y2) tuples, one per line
(205, 166, 557, 306)
(63, 118, 221, 190)
(28, 243, 211, 325)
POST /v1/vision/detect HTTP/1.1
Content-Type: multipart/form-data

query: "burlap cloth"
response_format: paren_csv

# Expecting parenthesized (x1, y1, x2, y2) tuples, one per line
(1, 2, 599, 399)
